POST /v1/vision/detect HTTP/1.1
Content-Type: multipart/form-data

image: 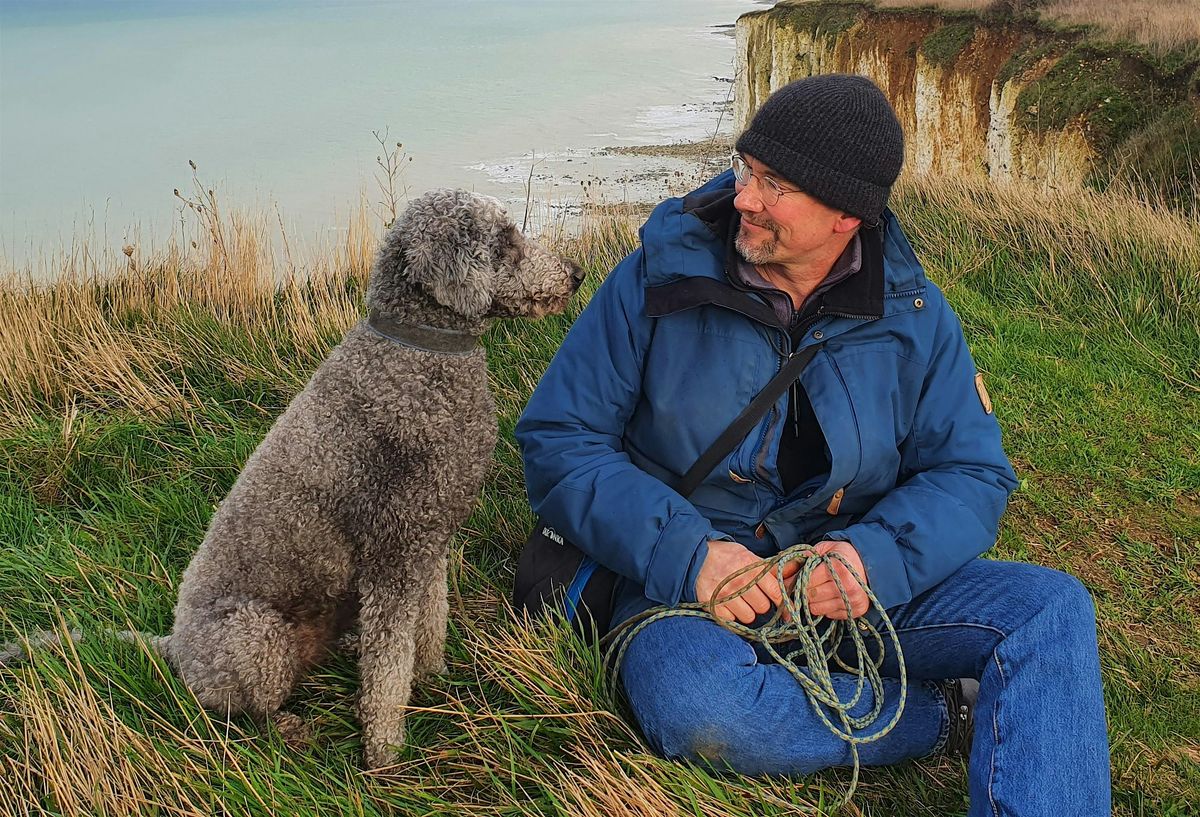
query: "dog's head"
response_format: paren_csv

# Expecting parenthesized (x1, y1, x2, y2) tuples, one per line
(366, 189, 583, 322)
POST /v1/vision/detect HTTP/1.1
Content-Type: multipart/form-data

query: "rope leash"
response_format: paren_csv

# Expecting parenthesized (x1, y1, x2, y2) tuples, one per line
(600, 543, 907, 808)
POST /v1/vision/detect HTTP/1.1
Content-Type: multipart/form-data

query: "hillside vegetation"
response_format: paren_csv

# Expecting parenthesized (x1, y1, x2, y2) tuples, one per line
(0, 170, 1197, 814)
(747, 1, 1199, 211)
(877, 0, 1200, 55)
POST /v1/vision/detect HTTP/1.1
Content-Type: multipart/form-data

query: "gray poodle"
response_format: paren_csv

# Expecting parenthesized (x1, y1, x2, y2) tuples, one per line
(2, 189, 583, 768)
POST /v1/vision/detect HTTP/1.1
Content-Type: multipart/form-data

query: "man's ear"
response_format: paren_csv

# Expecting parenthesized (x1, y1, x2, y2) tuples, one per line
(833, 212, 862, 235)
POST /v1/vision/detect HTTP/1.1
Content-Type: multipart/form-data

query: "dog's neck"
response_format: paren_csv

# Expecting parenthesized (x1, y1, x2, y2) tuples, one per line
(369, 285, 492, 335)
(365, 289, 488, 354)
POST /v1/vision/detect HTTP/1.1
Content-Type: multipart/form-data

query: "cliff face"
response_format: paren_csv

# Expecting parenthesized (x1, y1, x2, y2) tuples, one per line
(735, 1, 1199, 199)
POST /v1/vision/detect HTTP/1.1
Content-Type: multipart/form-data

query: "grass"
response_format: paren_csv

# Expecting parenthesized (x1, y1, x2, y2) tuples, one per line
(0, 170, 1197, 815)
(920, 22, 978, 66)
(775, 1, 870, 42)
(875, 0, 1200, 56)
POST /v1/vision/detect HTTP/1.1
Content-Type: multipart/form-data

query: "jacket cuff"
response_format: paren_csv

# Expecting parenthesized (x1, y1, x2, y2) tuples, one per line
(679, 531, 733, 603)
(822, 522, 911, 610)
(645, 514, 711, 606)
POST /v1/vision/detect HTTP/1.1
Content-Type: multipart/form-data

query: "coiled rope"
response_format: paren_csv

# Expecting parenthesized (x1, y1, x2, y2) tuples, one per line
(600, 543, 907, 808)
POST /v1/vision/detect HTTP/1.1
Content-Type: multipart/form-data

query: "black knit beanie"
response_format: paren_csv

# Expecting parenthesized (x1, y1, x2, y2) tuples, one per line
(735, 74, 904, 224)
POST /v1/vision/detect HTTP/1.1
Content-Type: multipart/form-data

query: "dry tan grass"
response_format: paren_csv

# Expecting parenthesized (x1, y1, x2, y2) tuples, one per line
(3, 170, 1193, 431)
(0, 179, 376, 430)
(0, 580, 774, 816)
(892, 173, 1200, 390)
(894, 173, 1200, 304)
(874, 0, 1200, 52)
(1040, 0, 1200, 51)
(0, 619, 234, 816)
(876, 0, 997, 10)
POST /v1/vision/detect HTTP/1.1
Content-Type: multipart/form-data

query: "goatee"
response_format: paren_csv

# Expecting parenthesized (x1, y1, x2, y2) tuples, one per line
(735, 222, 778, 265)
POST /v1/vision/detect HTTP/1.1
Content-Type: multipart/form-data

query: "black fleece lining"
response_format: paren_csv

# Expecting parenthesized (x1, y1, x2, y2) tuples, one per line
(644, 277, 783, 327)
(822, 224, 884, 319)
(681, 188, 738, 236)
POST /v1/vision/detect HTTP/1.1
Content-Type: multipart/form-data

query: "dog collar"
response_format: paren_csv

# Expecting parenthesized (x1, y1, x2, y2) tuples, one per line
(366, 310, 480, 355)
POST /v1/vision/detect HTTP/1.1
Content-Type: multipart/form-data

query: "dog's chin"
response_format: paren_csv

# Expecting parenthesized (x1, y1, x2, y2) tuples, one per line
(489, 294, 571, 320)
(538, 297, 573, 318)
(484, 283, 580, 320)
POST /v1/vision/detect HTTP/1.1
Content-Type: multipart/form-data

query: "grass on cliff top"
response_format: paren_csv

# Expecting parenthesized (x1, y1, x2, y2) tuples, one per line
(1, 174, 1198, 816)
(875, 0, 1200, 57)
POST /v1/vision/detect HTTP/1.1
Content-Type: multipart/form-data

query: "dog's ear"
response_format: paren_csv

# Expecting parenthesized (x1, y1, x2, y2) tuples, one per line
(399, 189, 496, 318)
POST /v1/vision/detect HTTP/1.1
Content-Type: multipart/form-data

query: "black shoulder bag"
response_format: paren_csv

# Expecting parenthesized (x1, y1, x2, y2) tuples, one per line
(512, 343, 823, 643)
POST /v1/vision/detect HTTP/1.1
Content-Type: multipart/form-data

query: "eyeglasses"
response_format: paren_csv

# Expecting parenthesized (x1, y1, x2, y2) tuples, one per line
(730, 154, 802, 207)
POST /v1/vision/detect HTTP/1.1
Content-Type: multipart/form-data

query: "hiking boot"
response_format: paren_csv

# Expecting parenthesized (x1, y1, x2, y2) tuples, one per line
(940, 677, 979, 758)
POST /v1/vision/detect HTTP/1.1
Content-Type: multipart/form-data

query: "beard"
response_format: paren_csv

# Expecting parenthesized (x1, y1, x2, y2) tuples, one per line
(734, 218, 780, 265)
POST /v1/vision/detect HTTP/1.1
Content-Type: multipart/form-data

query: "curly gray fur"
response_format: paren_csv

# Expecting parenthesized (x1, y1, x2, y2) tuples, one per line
(2, 189, 582, 769)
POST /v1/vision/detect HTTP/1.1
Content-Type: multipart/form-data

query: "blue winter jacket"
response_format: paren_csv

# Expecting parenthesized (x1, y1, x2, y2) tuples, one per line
(515, 172, 1018, 627)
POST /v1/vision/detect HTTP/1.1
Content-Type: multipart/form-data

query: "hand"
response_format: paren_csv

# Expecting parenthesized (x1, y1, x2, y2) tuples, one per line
(804, 540, 870, 620)
(695, 540, 801, 625)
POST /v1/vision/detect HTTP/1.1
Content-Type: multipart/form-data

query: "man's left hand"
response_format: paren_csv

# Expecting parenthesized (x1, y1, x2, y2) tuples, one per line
(803, 540, 870, 620)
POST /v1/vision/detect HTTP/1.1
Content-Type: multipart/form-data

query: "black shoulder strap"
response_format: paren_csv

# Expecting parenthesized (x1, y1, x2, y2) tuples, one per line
(674, 343, 823, 498)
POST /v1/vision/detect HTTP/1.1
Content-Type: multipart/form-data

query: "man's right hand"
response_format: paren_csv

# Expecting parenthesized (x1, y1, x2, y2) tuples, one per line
(695, 540, 800, 625)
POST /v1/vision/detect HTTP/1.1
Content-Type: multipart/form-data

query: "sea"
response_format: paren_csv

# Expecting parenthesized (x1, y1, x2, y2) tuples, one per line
(0, 0, 763, 272)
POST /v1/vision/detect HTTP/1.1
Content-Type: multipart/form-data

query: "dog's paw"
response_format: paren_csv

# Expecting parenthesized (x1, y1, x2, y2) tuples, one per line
(271, 711, 314, 751)
(363, 737, 402, 771)
(418, 659, 449, 679)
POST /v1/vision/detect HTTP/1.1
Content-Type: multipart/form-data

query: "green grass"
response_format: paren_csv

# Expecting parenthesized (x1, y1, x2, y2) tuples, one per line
(1016, 44, 1174, 153)
(776, 1, 869, 42)
(1, 178, 1198, 815)
(920, 22, 976, 67)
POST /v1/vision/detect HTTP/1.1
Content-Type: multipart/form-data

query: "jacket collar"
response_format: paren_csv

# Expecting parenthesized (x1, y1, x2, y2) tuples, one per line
(822, 224, 884, 319)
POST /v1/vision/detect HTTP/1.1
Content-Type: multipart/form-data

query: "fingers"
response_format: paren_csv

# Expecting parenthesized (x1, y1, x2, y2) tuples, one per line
(807, 577, 869, 619)
(807, 580, 847, 606)
(704, 545, 870, 625)
(777, 559, 801, 594)
(809, 596, 868, 620)
(757, 573, 784, 606)
(803, 552, 869, 620)
(715, 583, 772, 616)
(808, 594, 866, 619)
(714, 598, 757, 625)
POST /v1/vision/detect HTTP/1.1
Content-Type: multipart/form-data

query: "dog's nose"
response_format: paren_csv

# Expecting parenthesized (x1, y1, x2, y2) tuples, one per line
(568, 260, 586, 286)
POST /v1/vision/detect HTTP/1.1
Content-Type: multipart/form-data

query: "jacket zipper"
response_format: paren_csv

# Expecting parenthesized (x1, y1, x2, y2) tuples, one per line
(751, 328, 790, 495)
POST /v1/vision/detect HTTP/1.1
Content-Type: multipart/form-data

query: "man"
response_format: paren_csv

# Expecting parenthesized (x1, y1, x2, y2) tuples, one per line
(515, 75, 1109, 814)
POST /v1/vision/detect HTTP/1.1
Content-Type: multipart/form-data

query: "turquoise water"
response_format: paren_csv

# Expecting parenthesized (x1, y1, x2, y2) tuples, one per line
(0, 0, 758, 268)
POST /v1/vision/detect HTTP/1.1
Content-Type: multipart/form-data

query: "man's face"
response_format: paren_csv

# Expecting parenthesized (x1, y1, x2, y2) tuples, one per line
(732, 153, 857, 269)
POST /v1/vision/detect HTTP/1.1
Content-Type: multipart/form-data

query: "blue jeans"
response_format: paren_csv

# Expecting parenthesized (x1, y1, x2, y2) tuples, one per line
(617, 559, 1111, 816)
